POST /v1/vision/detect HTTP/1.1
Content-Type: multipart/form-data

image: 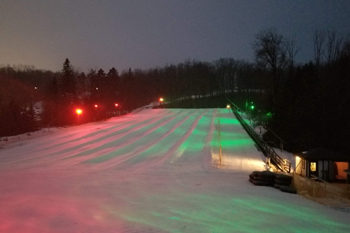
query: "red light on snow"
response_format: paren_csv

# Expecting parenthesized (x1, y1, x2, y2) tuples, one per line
(76, 109, 82, 115)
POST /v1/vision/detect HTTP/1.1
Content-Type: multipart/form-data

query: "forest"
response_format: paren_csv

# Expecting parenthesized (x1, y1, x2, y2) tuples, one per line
(0, 28, 349, 153)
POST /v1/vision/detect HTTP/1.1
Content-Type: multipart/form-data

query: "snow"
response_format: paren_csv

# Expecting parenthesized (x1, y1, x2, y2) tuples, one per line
(0, 108, 349, 233)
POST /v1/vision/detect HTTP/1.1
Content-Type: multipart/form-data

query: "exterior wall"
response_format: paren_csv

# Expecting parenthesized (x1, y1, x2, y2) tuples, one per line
(295, 156, 307, 177)
(329, 161, 335, 181)
(294, 154, 349, 182)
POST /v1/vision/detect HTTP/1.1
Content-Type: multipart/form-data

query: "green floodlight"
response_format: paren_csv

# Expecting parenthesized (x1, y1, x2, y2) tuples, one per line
(250, 102, 255, 110)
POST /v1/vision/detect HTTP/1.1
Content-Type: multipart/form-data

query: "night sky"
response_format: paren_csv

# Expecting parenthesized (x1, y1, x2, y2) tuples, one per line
(1, 0, 349, 72)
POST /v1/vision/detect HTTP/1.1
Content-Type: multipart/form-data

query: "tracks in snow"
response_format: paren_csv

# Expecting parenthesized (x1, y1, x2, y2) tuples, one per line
(0, 109, 264, 173)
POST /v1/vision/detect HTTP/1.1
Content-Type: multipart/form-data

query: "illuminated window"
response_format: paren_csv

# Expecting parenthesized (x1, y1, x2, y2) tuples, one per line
(310, 162, 317, 172)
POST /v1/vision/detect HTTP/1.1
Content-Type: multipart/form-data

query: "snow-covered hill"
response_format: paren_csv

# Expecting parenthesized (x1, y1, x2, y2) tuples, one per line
(0, 109, 348, 233)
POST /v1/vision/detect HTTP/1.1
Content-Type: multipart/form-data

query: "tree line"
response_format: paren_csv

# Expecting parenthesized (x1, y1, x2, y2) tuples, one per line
(0, 57, 259, 137)
(253, 28, 350, 153)
(1, 28, 349, 154)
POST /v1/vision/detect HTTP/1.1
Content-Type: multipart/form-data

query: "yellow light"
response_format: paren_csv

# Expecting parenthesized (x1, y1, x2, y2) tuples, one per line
(159, 98, 164, 102)
(76, 109, 82, 115)
(310, 162, 317, 172)
(226, 104, 231, 109)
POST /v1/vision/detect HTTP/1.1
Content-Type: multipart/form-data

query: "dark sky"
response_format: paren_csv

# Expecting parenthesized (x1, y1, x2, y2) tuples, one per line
(1, 0, 350, 72)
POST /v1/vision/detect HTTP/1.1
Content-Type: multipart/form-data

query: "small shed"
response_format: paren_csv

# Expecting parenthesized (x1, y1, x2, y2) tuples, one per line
(294, 148, 350, 182)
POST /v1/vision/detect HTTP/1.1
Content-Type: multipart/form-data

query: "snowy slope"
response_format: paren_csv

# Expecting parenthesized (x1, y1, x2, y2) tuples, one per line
(0, 109, 348, 233)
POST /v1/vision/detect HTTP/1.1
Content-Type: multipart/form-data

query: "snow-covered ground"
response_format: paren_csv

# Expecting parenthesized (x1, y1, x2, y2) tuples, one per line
(0, 109, 348, 233)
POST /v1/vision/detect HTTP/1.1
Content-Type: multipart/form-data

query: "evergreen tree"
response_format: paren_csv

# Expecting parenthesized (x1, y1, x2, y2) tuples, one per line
(88, 69, 99, 102)
(106, 67, 120, 105)
(60, 58, 76, 102)
(76, 72, 89, 100)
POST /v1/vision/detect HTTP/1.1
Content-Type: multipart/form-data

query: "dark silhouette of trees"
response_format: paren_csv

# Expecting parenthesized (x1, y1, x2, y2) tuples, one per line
(76, 72, 89, 100)
(284, 35, 300, 70)
(313, 30, 326, 66)
(214, 58, 237, 95)
(0, 56, 256, 136)
(314, 29, 344, 66)
(41, 59, 80, 126)
(325, 30, 343, 64)
(87, 68, 97, 100)
(60, 58, 76, 102)
(265, 30, 350, 153)
(0, 67, 49, 136)
(253, 28, 290, 109)
(41, 76, 59, 126)
(106, 67, 120, 98)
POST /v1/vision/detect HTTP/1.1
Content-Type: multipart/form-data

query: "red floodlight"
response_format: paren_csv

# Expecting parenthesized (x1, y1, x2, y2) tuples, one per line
(76, 109, 82, 115)
(115, 103, 119, 107)
(94, 104, 98, 108)
(159, 98, 164, 102)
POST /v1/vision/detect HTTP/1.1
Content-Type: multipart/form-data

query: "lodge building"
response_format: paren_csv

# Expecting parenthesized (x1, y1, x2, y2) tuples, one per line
(294, 148, 349, 182)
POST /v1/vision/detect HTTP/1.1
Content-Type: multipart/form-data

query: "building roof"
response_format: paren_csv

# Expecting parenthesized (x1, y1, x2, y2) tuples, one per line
(296, 148, 350, 161)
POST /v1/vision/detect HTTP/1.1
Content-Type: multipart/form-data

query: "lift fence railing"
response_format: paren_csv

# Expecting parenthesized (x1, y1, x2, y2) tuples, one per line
(227, 100, 291, 173)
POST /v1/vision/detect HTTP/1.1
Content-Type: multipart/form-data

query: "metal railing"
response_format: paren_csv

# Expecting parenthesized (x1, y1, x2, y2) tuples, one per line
(227, 100, 291, 173)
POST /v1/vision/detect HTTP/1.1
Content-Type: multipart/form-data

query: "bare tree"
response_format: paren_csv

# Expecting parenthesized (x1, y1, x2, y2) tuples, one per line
(325, 30, 343, 64)
(253, 28, 288, 71)
(313, 30, 325, 66)
(253, 28, 288, 107)
(284, 35, 301, 68)
(341, 39, 350, 58)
